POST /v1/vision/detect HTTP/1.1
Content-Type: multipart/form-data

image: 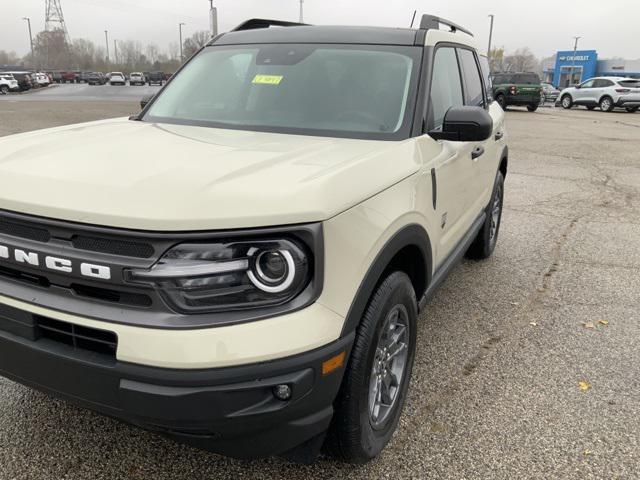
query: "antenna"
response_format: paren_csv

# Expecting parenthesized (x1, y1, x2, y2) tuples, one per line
(45, 0, 70, 44)
(410, 10, 417, 28)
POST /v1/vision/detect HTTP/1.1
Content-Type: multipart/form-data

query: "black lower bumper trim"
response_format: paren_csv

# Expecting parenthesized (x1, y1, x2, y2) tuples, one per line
(0, 323, 354, 458)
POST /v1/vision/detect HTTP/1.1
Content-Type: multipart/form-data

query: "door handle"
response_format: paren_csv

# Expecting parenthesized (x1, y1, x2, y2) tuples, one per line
(494, 131, 504, 141)
(471, 146, 485, 160)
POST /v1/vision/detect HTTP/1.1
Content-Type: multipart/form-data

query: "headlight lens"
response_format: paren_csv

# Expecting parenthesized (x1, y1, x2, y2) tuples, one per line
(125, 239, 310, 313)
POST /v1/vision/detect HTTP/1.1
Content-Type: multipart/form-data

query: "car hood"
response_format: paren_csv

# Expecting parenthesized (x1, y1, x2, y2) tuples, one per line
(0, 118, 419, 231)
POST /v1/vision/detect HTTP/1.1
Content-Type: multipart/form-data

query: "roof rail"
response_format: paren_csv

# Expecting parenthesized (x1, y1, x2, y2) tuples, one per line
(231, 18, 308, 32)
(419, 14, 474, 37)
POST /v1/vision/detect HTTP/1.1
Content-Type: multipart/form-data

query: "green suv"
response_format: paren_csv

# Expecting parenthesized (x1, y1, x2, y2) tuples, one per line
(491, 72, 542, 112)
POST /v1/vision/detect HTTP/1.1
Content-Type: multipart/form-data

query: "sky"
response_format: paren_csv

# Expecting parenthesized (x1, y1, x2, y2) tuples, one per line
(1, 0, 639, 60)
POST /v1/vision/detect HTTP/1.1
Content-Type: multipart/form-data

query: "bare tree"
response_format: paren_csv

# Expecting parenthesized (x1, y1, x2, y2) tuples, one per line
(145, 43, 160, 64)
(183, 30, 212, 58)
(504, 47, 540, 73)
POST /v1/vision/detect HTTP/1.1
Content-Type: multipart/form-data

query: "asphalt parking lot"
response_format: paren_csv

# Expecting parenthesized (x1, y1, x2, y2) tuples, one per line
(0, 90, 639, 479)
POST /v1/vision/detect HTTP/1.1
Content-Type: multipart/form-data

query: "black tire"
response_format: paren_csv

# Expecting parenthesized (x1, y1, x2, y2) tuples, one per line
(561, 94, 573, 109)
(587, 106, 596, 111)
(0, 85, 9, 95)
(626, 107, 638, 113)
(466, 171, 504, 260)
(599, 96, 614, 112)
(527, 103, 539, 112)
(496, 94, 507, 110)
(326, 271, 417, 464)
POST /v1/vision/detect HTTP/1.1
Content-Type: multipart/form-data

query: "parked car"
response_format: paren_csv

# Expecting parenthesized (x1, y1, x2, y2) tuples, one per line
(75, 71, 92, 83)
(0, 73, 20, 94)
(86, 72, 106, 85)
(60, 71, 77, 83)
(491, 72, 542, 112)
(49, 71, 64, 83)
(0, 15, 508, 463)
(32, 73, 51, 87)
(109, 72, 126, 86)
(1, 71, 33, 91)
(558, 77, 640, 113)
(541, 82, 560, 104)
(129, 72, 146, 86)
(147, 71, 165, 85)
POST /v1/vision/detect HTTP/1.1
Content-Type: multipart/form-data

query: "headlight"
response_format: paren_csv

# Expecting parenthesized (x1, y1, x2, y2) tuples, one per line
(125, 239, 310, 313)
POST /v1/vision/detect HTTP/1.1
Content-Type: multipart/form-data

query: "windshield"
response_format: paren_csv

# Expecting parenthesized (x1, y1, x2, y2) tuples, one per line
(144, 44, 421, 140)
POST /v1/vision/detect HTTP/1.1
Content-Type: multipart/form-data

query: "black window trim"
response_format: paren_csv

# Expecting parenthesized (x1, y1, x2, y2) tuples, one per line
(456, 46, 488, 109)
(423, 41, 480, 133)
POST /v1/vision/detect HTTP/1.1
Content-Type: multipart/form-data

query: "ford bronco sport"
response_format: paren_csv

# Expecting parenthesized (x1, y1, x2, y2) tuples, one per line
(492, 72, 542, 111)
(0, 15, 508, 463)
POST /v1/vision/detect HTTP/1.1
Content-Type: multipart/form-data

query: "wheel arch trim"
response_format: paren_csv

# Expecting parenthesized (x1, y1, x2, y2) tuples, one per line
(339, 224, 433, 337)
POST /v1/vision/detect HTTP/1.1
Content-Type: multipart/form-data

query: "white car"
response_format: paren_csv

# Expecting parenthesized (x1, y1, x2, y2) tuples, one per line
(129, 72, 145, 86)
(33, 73, 51, 87)
(559, 77, 640, 112)
(109, 72, 126, 86)
(0, 74, 19, 94)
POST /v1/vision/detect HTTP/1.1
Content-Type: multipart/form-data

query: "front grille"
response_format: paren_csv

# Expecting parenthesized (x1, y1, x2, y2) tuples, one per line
(36, 315, 118, 357)
(72, 235, 155, 258)
(71, 283, 152, 307)
(0, 265, 51, 288)
(0, 218, 51, 242)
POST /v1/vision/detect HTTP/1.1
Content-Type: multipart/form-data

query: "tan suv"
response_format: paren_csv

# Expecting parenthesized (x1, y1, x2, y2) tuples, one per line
(0, 15, 508, 463)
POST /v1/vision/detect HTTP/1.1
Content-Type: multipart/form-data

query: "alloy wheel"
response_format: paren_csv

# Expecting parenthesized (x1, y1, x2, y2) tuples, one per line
(368, 304, 409, 428)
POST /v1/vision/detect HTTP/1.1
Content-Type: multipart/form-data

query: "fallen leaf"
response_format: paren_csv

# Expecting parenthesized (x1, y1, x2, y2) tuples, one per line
(529, 322, 538, 327)
(511, 302, 520, 306)
(599, 320, 609, 326)
(584, 449, 592, 456)
(582, 322, 595, 330)
(579, 381, 591, 391)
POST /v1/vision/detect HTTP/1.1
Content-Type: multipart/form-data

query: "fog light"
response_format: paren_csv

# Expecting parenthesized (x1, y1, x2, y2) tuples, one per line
(273, 384, 292, 401)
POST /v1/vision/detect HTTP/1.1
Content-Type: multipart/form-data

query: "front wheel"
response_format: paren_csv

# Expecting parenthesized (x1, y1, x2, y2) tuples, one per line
(0, 85, 9, 95)
(466, 171, 504, 260)
(600, 96, 614, 112)
(496, 94, 507, 110)
(326, 271, 417, 463)
(626, 107, 639, 113)
(527, 103, 539, 112)
(561, 95, 573, 109)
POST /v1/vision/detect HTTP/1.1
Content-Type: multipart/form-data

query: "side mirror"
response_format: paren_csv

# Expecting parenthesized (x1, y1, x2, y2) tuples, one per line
(575, 84, 582, 89)
(429, 106, 493, 142)
(140, 94, 154, 109)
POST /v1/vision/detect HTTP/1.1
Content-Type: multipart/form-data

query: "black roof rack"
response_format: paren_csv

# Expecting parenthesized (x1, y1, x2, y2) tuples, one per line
(232, 18, 308, 32)
(419, 14, 474, 37)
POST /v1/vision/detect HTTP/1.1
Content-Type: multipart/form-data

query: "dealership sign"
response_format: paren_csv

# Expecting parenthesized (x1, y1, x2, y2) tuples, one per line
(559, 55, 591, 62)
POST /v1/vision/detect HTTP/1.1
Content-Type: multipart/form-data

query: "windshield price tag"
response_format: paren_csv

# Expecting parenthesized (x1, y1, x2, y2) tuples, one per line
(252, 75, 284, 85)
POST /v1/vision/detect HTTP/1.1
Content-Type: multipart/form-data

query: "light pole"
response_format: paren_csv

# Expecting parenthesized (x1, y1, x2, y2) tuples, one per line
(113, 39, 118, 65)
(22, 17, 34, 61)
(104, 30, 110, 64)
(208, 0, 218, 37)
(487, 14, 494, 57)
(569, 36, 581, 86)
(299, 0, 304, 23)
(179, 22, 186, 62)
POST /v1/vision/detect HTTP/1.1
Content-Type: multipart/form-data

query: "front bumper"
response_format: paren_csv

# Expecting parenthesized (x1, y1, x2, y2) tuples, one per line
(0, 303, 354, 458)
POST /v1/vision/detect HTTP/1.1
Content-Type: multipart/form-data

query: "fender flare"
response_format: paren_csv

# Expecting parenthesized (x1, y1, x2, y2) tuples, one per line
(340, 224, 433, 337)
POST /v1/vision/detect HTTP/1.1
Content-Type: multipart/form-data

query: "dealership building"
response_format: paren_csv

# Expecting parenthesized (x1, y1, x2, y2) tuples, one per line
(543, 50, 640, 87)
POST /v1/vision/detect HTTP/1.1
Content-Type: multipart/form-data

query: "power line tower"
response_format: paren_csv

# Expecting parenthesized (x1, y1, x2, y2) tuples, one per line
(45, 0, 70, 44)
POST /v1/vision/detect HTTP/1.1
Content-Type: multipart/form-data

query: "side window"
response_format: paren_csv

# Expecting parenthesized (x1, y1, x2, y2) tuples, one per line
(458, 49, 484, 107)
(580, 79, 595, 89)
(428, 47, 464, 131)
(598, 79, 614, 88)
(478, 55, 493, 102)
